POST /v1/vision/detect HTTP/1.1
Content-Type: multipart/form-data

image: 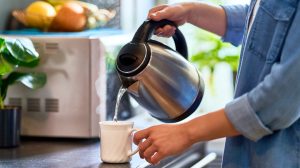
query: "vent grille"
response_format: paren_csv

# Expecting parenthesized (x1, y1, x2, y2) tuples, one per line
(33, 42, 42, 51)
(45, 98, 59, 112)
(9, 98, 22, 107)
(33, 42, 43, 55)
(45, 43, 59, 50)
(27, 98, 41, 112)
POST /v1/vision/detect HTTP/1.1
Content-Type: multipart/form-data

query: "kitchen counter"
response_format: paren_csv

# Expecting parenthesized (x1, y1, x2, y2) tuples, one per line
(0, 137, 205, 168)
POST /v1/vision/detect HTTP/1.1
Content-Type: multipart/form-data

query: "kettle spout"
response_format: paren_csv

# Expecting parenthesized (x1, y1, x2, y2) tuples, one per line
(117, 75, 140, 97)
(127, 81, 140, 97)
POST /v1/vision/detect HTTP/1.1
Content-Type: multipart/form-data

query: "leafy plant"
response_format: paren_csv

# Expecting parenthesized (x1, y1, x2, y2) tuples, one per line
(105, 51, 117, 74)
(105, 45, 123, 74)
(0, 37, 46, 109)
(190, 29, 240, 73)
(188, 29, 240, 92)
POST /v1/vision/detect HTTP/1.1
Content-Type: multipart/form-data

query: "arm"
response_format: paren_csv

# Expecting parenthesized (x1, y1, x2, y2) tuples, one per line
(225, 9, 300, 140)
(184, 109, 240, 142)
(133, 109, 240, 165)
(186, 3, 227, 36)
(148, 2, 249, 46)
(148, 2, 227, 36)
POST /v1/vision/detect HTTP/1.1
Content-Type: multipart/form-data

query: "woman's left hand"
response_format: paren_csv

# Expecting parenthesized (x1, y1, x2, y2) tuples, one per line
(133, 123, 193, 165)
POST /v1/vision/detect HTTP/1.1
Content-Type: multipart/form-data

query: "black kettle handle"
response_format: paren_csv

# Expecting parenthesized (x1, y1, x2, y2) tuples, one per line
(132, 19, 188, 59)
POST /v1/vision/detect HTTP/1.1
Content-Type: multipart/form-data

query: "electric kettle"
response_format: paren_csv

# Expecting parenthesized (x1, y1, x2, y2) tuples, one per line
(116, 19, 205, 122)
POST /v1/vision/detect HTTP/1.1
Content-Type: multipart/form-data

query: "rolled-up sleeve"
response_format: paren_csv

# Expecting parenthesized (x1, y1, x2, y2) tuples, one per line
(225, 94, 273, 141)
(225, 10, 300, 141)
(221, 5, 249, 46)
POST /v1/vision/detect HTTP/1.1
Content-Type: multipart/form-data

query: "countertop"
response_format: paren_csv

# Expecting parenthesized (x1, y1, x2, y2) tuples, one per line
(0, 137, 205, 168)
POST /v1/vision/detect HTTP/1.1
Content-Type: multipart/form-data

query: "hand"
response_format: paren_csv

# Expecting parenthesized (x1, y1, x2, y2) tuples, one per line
(148, 4, 191, 37)
(133, 109, 240, 165)
(148, 2, 227, 37)
(133, 123, 193, 165)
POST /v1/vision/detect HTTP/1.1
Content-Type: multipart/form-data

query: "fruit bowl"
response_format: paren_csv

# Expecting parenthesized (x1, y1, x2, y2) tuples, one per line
(12, 10, 55, 31)
(12, 1, 116, 32)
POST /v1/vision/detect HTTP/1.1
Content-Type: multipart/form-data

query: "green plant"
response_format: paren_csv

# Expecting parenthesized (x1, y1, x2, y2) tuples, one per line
(189, 29, 240, 92)
(105, 51, 117, 74)
(0, 37, 47, 109)
(190, 29, 240, 73)
(105, 45, 123, 74)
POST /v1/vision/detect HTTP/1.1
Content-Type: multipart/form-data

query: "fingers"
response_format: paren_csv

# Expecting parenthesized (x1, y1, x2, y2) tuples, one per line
(148, 4, 174, 21)
(148, 4, 168, 19)
(148, 4, 178, 37)
(133, 125, 168, 165)
(149, 8, 172, 21)
(138, 138, 165, 165)
(140, 142, 161, 165)
(138, 139, 152, 159)
(151, 152, 165, 165)
(133, 129, 150, 145)
(155, 25, 176, 37)
(143, 146, 157, 159)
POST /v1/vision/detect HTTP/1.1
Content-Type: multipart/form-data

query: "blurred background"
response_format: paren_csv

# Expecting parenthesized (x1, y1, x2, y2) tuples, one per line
(0, 0, 249, 167)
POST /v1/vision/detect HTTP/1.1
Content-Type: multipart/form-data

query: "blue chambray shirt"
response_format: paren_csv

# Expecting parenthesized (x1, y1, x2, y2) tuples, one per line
(221, 0, 300, 167)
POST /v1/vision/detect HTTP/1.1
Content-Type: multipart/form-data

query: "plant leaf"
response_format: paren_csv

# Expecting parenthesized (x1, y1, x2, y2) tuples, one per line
(190, 28, 241, 72)
(4, 38, 39, 67)
(2, 51, 39, 68)
(19, 72, 47, 89)
(0, 38, 5, 52)
(6, 72, 47, 89)
(1, 72, 47, 100)
(0, 54, 14, 75)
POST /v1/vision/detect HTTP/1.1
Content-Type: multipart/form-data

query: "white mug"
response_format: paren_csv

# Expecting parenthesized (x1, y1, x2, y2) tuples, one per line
(99, 121, 139, 163)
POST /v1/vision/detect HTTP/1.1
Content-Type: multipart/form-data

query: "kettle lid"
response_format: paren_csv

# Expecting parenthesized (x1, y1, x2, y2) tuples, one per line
(116, 42, 150, 77)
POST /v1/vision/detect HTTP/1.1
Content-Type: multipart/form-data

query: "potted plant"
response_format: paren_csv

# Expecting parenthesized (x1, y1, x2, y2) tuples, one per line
(0, 37, 46, 147)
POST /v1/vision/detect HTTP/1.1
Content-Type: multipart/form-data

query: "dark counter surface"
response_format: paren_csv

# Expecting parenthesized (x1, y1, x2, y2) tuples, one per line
(0, 137, 205, 168)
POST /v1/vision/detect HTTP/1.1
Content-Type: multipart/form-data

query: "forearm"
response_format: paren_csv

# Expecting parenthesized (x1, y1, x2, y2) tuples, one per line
(183, 108, 240, 143)
(183, 2, 227, 36)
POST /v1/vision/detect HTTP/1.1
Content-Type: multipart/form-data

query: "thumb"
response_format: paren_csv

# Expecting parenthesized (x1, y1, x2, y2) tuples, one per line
(133, 129, 150, 145)
(149, 9, 172, 21)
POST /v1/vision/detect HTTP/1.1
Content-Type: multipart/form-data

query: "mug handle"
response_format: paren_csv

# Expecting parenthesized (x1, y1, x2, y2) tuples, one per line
(128, 128, 139, 157)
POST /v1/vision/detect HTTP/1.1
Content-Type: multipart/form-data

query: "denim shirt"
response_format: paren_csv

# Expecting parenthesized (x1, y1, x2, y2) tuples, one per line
(221, 0, 300, 167)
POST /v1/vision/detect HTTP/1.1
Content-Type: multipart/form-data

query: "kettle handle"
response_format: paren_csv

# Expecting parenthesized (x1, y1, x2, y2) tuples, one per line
(132, 19, 188, 59)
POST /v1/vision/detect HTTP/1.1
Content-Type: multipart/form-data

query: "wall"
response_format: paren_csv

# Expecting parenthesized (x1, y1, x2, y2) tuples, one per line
(0, 0, 34, 30)
(121, 0, 155, 32)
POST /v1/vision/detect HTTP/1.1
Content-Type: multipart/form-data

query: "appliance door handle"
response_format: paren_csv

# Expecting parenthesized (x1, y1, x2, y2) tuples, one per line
(190, 152, 217, 168)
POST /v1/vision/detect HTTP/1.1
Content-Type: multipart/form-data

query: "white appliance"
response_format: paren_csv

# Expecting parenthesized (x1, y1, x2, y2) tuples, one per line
(4, 35, 107, 138)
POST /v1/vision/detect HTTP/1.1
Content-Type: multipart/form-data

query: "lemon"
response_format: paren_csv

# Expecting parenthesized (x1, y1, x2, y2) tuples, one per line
(54, 5, 62, 13)
(25, 1, 56, 29)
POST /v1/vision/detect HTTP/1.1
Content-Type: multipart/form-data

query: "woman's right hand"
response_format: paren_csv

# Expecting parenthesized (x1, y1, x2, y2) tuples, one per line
(148, 3, 191, 37)
(148, 2, 227, 37)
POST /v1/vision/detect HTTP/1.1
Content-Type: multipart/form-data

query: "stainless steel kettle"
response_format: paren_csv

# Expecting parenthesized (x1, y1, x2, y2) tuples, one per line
(116, 20, 205, 122)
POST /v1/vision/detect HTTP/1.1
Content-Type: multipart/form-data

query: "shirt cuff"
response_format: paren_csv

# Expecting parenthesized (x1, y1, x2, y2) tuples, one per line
(225, 94, 273, 141)
(221, 5, 247, 46)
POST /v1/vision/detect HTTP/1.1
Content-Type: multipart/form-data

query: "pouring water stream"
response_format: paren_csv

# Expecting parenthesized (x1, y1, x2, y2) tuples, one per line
(113, 85, 127, 122)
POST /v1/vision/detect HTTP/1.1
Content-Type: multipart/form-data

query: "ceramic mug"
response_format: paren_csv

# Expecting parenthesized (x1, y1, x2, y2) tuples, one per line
(99, 121, 139, 163)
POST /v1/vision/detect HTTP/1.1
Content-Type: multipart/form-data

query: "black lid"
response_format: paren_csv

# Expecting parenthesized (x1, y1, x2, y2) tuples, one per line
(116, 42, 150, 77)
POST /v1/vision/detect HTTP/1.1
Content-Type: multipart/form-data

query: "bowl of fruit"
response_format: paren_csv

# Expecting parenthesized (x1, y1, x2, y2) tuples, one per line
(13, 0, 116, 32)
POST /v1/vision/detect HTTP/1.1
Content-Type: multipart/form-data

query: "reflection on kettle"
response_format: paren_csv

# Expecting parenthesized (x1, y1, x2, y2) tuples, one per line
(98, 163, 130, 168)
(116, 19, 205, 123)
